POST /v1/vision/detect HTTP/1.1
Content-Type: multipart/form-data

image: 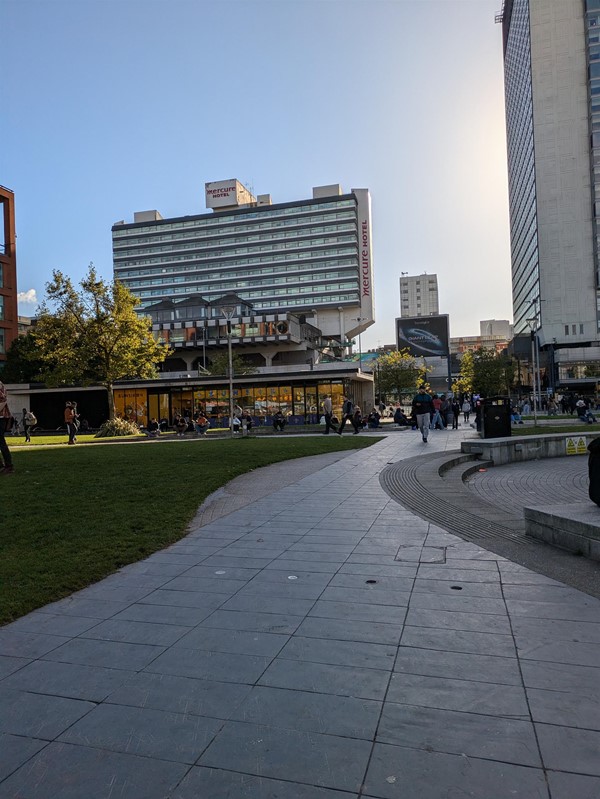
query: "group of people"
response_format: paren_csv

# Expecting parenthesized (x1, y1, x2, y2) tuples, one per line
(410, 390, 469, 443)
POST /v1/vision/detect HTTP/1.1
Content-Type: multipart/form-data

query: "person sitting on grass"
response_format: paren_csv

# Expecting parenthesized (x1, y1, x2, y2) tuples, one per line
(511, 408, 524, 424)
(194, 412, 210, 436)
(176, 415, 187, 437)
(273, 410, 287, 433)
(393, 406, 410, 427)
(367, 409, 381, 429)
(146, 418, 160, 437)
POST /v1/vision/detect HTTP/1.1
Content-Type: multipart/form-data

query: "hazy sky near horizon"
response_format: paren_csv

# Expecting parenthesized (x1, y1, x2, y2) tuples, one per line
(4, 0, 511, 348)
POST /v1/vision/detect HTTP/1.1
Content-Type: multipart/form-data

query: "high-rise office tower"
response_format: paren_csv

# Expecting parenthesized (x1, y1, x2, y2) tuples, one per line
(498, 0, 600, 386)
(399, 273, 439, 318)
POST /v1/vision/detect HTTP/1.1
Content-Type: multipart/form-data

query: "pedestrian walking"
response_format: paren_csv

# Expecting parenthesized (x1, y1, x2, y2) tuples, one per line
(64, 401, 78, 445)
(322, 395, 338, 434)
(451, 398, 460, 429)
(412, 386, 433, 443)
(351, 406, 362, 434)
(0, 382, 14, 474)
(22, 407, 37, 443)
(337, 396, 354, 435)
(462, 398, 471, 423)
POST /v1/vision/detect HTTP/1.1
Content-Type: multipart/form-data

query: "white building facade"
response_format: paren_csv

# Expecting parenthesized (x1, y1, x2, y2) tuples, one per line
(112, 180, 374, 350)
(399, 273, 439, 318)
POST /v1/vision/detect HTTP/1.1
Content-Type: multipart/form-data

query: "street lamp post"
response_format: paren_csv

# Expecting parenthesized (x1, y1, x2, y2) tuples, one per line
(219, 303, 237, 438)
(526, 317, 539, 426)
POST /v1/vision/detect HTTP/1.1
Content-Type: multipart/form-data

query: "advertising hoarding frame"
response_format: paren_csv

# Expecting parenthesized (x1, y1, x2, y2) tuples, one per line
(396, 314, 450, 358)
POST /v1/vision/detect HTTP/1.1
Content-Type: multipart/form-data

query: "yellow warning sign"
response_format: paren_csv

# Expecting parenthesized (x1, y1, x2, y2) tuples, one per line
(565, 436, 587, 455)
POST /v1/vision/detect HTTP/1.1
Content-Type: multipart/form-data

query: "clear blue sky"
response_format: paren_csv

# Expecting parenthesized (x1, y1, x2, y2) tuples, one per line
(3, 0, 511, 348)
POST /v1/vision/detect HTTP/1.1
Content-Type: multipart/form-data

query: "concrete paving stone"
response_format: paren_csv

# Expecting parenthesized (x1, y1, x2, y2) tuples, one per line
(520, 659, 600, 692)
(317, 586, 410, 608)
(123, 561, 193, 577)
(159, 575, 245, 594)
(498, 570, 564, 586)
(547, 771, 600, 799)
(401, 627, 517, 658)
(329, 573, 414, 592)
(377, 703, 540, 767)
(259, 657, 389, 701)
(273, 551, 347, 563)
(200, 610, 303, 635)
(0, 688, 95, 739)
(505, 599, 600, 623)
(351, 546, 400, 557)
(0, 734, 48, 783)
(247, 570, 332, 587)
(37, 597, 132, 620)
(427, 558, 499, 571)
(149, 551, 220, 564)
(296, 534, 364, 545)
(527, 687, 600, 730)
(174, 627, 289, 657)
(516, 638, 600, 668)
(0, 631, 70, 660)
(536, 723, 600, 776)
(264, 560, 342, 573)
(105, 671, 252, 718)
(502, 584, 597, 603)
(79, 618, 189, 647)
(512, 616, 600, 644)
(279, 636, 397, 671)
(338, 563, 418, 578)
(5, 612, 100, 638)
(288, 545, 358, 556)
(345, 554, 404, 565)
(412, 579, 503, 599)
(74, 584, 154, 604)
(295, 616, 403, 646)
(1, 659, 134, 702)
(43, 637, 165, 671)
(387, 672, 529, 718)
(145, 646, 271, 683)
(237, 534, 304, 544)
(96, 571, 171, 589)
(202, 556, 277, 569)
(171, 766, 358, 799)
(408, 592, 508, 615)
(221, 548, 288, 559)
(138, 588, 229, 610)
(199, 720, 371, 793)
(235, 582, 325, 601)
(230, 684, 381, 739)
(309, 600, 407, 626)
(184, 564, 261, 581)
(58, 702, 222, 764)
(112, 602, 213, 626)
(362, 742, 549, 799)
(417, 567, 500, 584)
(0, 656, 30, 680)
(405, 607, 511, 635)
(0, 741, 188, 799)
(220, 595, 316, 616)
(394, 646, 523, 686)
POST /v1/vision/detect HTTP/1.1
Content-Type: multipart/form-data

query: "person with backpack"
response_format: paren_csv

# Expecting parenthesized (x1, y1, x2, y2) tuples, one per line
(64, 401, 78, 445)
(22, 407, 37, 443)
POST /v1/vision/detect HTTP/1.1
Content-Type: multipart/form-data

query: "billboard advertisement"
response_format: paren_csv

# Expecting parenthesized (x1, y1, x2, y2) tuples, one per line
(396, 314, 450, 357)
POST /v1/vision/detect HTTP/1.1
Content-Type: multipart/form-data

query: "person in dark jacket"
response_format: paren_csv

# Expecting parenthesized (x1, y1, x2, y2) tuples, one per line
(412, 387, 434, 443)
(337, 397, 354, 435)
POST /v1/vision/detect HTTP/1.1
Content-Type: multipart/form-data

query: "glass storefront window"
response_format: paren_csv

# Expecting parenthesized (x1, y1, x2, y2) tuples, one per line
(114, 389, 148, 426)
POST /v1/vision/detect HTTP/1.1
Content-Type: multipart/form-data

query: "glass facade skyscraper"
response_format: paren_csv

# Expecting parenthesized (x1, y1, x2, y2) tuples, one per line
(500, 0, 600, 388)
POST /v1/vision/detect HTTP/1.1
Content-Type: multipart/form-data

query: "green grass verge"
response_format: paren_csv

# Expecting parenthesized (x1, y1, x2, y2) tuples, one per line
(1, 436, 379, 625)
(512, 424, 599, 436)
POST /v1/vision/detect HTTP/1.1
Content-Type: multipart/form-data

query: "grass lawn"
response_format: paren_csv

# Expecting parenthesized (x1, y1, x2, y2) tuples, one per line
(512, 423, 599, 436)
(1, 435, 379, 625)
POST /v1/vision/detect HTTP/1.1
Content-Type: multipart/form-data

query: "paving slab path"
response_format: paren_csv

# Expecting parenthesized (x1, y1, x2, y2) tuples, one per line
(0, 428, 599, 799)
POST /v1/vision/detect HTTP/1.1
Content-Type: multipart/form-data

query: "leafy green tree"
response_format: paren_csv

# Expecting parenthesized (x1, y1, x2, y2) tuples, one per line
(472, 348, 516, 397)
(376, 349, 421, 399)
(0, 332, 45, 383)
(33, 265, 170, 419)
(452, 350, 475, 397)
(207, 352, 257, 376)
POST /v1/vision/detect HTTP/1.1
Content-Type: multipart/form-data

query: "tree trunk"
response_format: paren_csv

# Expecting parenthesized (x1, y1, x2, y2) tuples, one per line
(106, 384, 115, 420)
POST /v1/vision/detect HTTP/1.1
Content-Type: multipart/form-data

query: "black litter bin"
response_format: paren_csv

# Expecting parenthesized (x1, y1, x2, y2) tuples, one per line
(588, 438, 600, 506)
(481, 396, 512, 439)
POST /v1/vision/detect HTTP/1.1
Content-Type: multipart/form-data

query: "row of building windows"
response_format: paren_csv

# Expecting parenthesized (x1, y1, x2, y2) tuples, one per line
(112, 202, 357, 239)
(125, 267, 358, 290)
(113, 221, 357, 255)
